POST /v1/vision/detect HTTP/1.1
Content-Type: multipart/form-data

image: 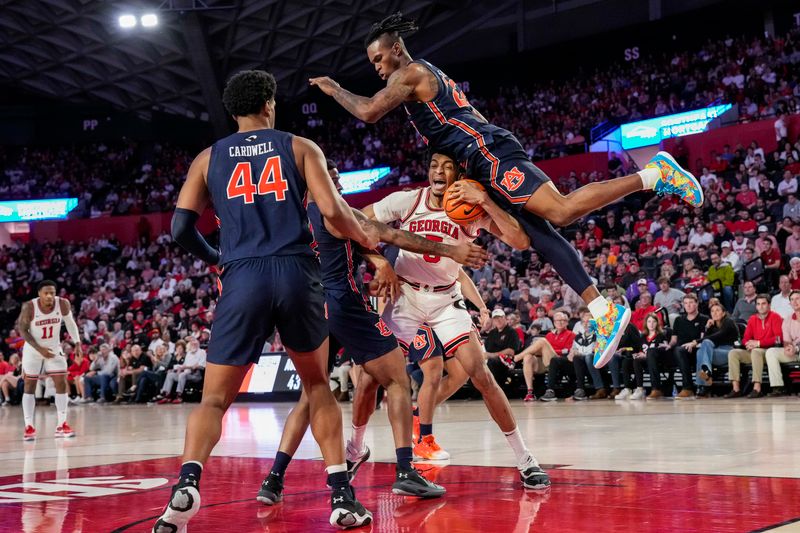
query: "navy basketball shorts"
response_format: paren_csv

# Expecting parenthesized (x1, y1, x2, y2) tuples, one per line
(405, 324, 448, 364)
(326, 288, 399, 366)
(466, 134, 551, 211)
(207, 255, 328, 366)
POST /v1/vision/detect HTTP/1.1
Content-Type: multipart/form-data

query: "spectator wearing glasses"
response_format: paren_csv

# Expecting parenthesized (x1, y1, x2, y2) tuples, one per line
(515, 311, 574, 402)
(536, 312, 577, 402)
(726, 295, 783, 399)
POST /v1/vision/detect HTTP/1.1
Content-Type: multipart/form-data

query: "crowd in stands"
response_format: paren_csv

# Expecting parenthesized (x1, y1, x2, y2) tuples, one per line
(466, 120, 800, 400)
(2, 30, 800, 213)
(2, 28, 800, 410)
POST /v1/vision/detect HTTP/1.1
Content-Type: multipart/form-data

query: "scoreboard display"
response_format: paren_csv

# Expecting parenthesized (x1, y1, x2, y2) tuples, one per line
(238, 352, 301, 394)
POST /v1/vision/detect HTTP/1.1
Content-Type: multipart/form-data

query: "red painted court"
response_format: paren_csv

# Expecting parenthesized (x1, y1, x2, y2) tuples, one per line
(2, 455, 799, 532)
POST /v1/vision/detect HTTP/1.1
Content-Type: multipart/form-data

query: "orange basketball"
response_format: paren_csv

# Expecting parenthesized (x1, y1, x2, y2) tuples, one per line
(443, 179, 486, 225)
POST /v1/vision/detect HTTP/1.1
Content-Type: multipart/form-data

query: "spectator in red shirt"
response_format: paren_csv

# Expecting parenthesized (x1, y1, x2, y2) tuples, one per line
(735, 184, 758, 208)
(585, 219, 603, 241)
(726, 295, 783, 398)
(638, 233, 658, 257)
(654, 227, 676, 256)
(760, 238, 782, 287)
(514, 311, 576, 401)
(631, 292, 658, 330)
(633, 210, 652, 239)
(67, 350, 90, 399)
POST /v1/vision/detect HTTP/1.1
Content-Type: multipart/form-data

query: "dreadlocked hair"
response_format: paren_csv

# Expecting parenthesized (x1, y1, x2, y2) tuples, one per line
(364, 12, 418, 48)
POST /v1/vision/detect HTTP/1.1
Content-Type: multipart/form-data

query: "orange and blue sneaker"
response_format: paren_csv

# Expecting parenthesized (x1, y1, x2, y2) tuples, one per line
(646, 151, 704, 207)
(591, 301, 631, 369)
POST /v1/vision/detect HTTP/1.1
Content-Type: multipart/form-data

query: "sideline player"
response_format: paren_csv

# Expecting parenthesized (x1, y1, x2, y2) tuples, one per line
(256, 159, 487, 504)
(309, 13, 704, 368)
(353, 150, 551, 489)
(17, 280, 81, 441)
(154, 70, 377, 532)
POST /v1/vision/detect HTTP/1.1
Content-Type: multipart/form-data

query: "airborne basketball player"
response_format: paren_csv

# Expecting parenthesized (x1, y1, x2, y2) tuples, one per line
(310, 12, 704, 369)
(17, 280, 82, 441)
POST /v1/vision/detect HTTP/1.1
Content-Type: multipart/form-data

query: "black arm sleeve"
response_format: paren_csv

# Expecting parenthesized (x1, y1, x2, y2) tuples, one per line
(171, 208, 220, 265)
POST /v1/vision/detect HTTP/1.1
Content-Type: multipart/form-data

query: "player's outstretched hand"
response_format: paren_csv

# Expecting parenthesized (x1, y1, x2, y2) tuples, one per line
(450, 242, 488, 268)
(446, 180, 488, 206)
(372, 260, 401, 304)
(309, 76, 341, 96)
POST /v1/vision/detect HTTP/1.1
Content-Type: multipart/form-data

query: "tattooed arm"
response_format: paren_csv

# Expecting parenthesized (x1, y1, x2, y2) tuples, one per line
(17, 301, 54, 358)
(309, 65, 424, 123)
(325, 209, 487, 268)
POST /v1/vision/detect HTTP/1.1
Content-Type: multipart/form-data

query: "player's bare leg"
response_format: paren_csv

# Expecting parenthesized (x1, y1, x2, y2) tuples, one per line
(154, 362, 250, 533)
(452, 331, 550, 489)
(433, 357, 469, 405)
(22, 376, 38, 441)
(350, 349, 445, 497)
(413, 356, 447, 459)
(51, 374, 73, 438)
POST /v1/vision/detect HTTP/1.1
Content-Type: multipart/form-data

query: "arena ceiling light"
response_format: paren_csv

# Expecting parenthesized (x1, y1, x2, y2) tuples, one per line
(118, 14, 137, 28)
(140, 13, 158, 27)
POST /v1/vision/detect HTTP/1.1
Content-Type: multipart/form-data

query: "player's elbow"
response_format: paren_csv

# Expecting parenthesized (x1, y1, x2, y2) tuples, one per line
(508, 232, 531, 251)
(361, 106, 382, 124)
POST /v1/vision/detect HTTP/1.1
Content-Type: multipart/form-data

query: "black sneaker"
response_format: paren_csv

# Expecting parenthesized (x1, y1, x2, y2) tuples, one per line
(329, 486, 372, 529)
(345, 444, 370, 482)
(768, 387, 785, 397)
(391, 467, 446, 498)
(520, 462, 551, 490)
(152, 476, 201, 533)
(573, 388, 588, 401)
(256, 472, 284, 505)
(540, 389, 557, 402)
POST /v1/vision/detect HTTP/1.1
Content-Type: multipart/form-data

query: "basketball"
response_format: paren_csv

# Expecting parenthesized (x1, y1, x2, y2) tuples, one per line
(443, 179, 486, 225)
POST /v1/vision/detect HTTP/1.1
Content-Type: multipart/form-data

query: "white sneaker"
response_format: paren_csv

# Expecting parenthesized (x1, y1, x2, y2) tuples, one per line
(630, 387, 645, 400)
(614, 388, 631, 401)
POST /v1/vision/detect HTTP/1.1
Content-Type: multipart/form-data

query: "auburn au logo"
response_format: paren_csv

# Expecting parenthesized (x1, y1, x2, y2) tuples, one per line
(412, 334, 428, 350)
(501, 167, 525, 192)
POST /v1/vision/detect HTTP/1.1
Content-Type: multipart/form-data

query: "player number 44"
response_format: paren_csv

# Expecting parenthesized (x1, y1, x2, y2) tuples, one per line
(226, 155, 288, 204)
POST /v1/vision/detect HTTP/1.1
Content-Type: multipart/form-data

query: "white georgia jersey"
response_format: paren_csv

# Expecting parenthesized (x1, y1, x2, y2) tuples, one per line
(27, 297, 63, 351)
(372, 187, 490, 287)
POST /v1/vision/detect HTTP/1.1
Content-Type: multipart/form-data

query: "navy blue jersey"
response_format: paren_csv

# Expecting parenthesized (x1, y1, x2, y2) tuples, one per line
(306, 201, 360, 292)
(207, 129, 314, 264)
(403, 59, 512, 165)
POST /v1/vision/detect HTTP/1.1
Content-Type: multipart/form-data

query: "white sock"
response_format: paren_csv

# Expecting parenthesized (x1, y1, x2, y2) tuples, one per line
(55, 393, 68, 426)
(588, 296, 610, 320)
(22, 393, 35, 427)
(638, 167, 661, 189)
(349, 424, 367, 454)
(503, 427, 533, 467)
(325, 463, 347, 475)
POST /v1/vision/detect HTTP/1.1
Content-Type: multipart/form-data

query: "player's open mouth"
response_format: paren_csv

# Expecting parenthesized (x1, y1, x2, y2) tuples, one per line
(431, 179, 447, 193)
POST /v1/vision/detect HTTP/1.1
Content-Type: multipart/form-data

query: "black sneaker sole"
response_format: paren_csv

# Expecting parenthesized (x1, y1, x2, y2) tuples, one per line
(329, 507, 373, 529)
(522, 478, 552, 490)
